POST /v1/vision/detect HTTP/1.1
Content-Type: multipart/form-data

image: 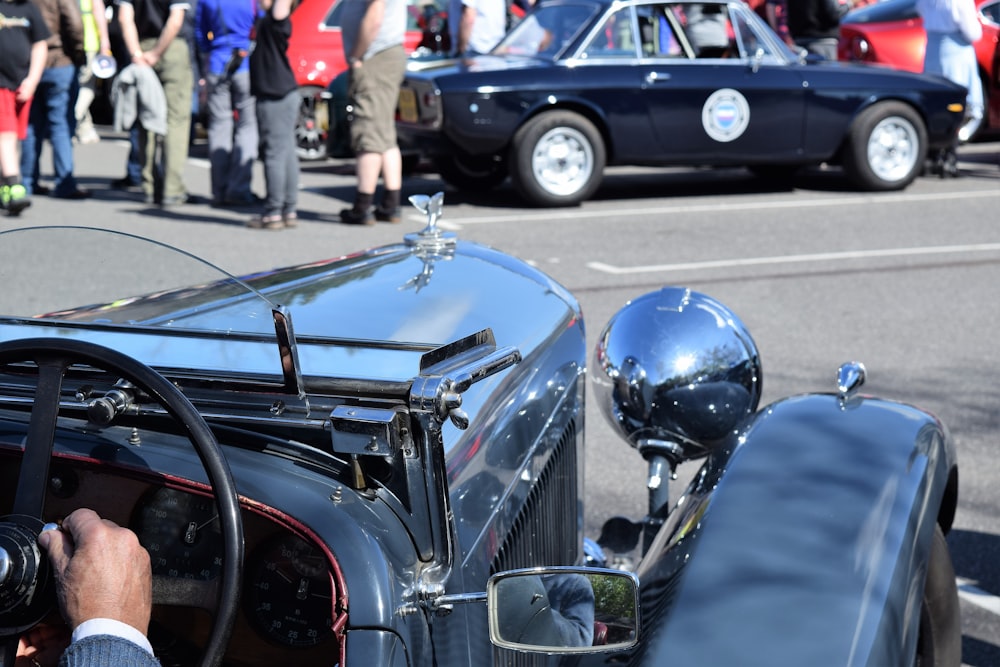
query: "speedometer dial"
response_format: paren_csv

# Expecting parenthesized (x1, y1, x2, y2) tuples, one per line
(132, 487, 224, 580)
(246, 534, 334, 648)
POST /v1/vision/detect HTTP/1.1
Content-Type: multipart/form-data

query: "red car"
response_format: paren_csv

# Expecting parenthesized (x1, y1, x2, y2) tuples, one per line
(839, 0, 1000, 139)
(288, 0, 449, 159)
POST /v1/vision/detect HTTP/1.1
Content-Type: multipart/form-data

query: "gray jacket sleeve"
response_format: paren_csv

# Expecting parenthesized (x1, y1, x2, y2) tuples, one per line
(59, 635, 161, 667)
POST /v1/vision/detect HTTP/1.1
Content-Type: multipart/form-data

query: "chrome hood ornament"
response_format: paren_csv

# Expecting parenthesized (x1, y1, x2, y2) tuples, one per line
(406, 192, 456, 252)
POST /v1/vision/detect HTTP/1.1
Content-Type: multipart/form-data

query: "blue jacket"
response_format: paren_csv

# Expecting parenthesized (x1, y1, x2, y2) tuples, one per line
(194, 0, 257, 75)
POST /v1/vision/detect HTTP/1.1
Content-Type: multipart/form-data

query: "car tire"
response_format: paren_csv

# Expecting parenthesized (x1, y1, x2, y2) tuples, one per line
(510, 111, 606, 207)
(296, 85, 329, 161)
(435, 153, 509, 191)
(915, 524, 962, 667)
(842, 101, 926, 191)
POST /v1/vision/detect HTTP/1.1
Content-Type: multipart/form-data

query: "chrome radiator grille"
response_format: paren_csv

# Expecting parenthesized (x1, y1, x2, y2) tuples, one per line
(491, 419, 580, 667)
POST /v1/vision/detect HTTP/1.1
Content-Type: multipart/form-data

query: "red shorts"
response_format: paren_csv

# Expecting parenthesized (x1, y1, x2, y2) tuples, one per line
(0, 88, 32, 140)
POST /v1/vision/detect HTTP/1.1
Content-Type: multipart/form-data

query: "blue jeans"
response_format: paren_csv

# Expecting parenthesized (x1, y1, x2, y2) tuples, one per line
(21, 65, 80, 196)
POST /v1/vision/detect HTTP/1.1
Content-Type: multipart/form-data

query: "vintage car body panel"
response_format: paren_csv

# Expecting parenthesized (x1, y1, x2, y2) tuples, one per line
(611, 393, 956, 667)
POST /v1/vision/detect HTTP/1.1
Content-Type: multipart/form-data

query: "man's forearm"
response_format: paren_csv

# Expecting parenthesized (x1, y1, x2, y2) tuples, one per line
(118, 4, 143, 58)
(151, 8, 187, 59)
(457, 6, 475, 53)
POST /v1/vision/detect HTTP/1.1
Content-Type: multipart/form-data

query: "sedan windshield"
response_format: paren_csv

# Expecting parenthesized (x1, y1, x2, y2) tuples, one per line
(494, 2, 601, 58)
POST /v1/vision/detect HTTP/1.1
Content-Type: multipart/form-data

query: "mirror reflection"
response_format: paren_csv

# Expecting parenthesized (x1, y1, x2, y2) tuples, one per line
(488, 567, 639, 653)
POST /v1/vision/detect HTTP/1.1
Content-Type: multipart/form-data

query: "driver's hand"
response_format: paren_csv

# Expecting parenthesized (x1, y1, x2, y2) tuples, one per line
(16, 624, 70, 667)
(37, 508, 153, 635)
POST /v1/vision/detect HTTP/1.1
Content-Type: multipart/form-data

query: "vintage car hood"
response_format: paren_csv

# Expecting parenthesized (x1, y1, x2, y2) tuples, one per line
(0, 227, 578, 384)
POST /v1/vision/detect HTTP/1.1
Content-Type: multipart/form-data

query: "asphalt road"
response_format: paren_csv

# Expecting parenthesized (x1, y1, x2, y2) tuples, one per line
(12, 129, 1000, 666)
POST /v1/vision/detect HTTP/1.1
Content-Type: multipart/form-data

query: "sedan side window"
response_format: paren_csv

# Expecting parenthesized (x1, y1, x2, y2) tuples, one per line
(584, 8, 637, 58)
(636, 4, 689, 58)
(730, 7, 775, 59)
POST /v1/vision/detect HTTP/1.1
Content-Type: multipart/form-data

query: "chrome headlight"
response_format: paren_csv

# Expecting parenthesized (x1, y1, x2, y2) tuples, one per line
(592, 287, 762, 463)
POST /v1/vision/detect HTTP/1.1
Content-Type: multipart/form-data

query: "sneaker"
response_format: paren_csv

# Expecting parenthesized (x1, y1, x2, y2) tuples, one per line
(54, 188, 92, 200)
(111, 176, 141, 190)
(246, 214, 285, 230)
(77, 128, 101, 144)
(161, 193, 190, 207)
(282, 212, 298, 228)
(340, 207, 375, 226)
(2, 184, 31, 216)
(374, 206, 402, 223)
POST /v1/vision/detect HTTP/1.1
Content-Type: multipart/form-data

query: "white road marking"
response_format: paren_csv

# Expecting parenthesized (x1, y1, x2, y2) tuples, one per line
(436, 188, 1000, 229)
(587, 242, 1000, 275)
(957, 578, 1000, 616)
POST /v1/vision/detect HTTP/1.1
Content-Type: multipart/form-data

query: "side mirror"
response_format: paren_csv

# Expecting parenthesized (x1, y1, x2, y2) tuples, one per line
(488, 567, 639, 653)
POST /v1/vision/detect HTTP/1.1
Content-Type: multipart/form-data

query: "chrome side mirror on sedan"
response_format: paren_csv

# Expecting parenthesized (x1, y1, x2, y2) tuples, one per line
(488, 567, 639, 653)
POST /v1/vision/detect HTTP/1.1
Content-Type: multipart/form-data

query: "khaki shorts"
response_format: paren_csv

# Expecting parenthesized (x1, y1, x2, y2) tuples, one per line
(348, 45, 407, 154)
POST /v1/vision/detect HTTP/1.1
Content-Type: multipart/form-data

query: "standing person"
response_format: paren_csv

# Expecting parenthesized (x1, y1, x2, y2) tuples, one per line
(787, 0, 852, 59)
(765, 0, 797, 48)
(0, 0, 48, 215)
(339, 0, 407, 225)
(917, 0, 983, 176)
(196, 0, 258, 207)
(247, 0, 299, 229)
(20, 0, 90, 199)
(74, 0, 111, 144)
(448, 0, 507, 57)
(118, 0, 194, 206)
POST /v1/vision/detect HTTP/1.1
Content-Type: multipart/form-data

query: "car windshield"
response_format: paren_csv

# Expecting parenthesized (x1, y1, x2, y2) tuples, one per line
(494, 2, 601, 58)
(0, 227, 279, 337)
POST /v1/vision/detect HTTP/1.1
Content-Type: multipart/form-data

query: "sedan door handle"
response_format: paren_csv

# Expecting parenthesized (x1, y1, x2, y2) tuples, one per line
(644, 71, 671, 85)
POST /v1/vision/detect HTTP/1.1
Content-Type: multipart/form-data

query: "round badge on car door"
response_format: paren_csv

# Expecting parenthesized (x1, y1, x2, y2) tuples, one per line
(701, 88, 750, 142)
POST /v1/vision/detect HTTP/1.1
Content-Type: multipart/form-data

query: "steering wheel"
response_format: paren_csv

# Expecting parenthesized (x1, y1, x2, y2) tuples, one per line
(0, 338, 244, 667)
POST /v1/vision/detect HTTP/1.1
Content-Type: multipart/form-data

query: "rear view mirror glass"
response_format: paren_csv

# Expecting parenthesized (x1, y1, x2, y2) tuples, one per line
(488, 567, 639, 653)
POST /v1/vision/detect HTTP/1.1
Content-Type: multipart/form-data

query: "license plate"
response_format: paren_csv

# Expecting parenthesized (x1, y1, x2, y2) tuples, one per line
(398, 88, 418, 123)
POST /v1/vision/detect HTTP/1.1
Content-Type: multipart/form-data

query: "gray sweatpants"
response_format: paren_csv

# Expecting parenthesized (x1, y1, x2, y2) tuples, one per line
(255, 89, 300, 217)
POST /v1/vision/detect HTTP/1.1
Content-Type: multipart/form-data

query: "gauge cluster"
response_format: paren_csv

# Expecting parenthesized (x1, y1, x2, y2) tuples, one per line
(26, 462, 341, 666)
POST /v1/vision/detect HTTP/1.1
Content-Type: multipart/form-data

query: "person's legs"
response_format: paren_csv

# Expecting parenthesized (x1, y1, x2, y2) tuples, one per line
(228, 69, 258, 201)
(343, 46, 406, 224)
(75, 52, 100, 143)
(139, 124, 160, 201)
(155, 39, 194, 201)
(278, 88, 299, 218)
(2, 90, 33, 214)
(19, 72, 51, 195)
(253, 97, 284, 222)
(46, 64, 83, 196)
(205, 72, 234, 204)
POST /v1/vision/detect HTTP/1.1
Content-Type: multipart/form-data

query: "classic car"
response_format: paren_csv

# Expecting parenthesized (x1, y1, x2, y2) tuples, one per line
(838, 0, 1000, 141)
(395, 0, 971, 207)
(290, 0, 450, 160)
(0, 194, 961, 667)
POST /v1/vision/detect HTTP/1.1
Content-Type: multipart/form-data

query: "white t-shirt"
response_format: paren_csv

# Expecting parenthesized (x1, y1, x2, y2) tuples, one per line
(448, 0, 507, 54)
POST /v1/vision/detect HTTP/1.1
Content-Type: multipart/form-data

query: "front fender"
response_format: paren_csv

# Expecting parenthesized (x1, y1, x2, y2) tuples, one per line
(631, 393, 955, 667)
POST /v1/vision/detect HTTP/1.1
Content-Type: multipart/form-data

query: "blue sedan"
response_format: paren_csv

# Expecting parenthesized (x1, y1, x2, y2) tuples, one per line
(396, 0, 969, 206)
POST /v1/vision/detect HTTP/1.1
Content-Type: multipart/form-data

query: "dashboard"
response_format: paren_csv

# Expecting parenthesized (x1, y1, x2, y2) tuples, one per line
(0, 449, 344, 667)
